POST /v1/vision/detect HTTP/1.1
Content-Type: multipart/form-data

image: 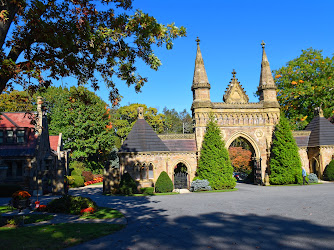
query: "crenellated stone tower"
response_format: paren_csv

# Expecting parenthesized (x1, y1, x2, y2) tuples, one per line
(191, 39, 280, 183)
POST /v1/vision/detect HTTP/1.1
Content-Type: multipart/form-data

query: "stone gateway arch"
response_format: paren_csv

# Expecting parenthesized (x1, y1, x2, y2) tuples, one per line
(191, 39, 280, 183)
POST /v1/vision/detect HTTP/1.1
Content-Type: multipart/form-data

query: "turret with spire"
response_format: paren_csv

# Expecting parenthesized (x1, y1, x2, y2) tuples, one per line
(257, 41, 279, 108)
(191, 37, 212, 110)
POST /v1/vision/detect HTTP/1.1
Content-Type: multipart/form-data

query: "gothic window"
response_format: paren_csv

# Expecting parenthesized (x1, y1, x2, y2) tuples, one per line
(17, 130, 25, 143)
(149, 164, 154, 179)
(141, 163, 148, 180)
(135, 163, 141, 180)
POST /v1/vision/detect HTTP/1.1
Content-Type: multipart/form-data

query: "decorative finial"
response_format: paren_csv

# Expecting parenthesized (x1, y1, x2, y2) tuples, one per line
(261, 40, 266, 49)
(138, 107, 144, 119)
(196, 37, 200, 45)
(232, 69, 236, 79)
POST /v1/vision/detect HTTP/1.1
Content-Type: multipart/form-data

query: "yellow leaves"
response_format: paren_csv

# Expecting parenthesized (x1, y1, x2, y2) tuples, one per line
(275, 74, 282, 79)
(291, 81, 297, 85)
(300, 116, 308, 121)
(299, 80, 304, 83)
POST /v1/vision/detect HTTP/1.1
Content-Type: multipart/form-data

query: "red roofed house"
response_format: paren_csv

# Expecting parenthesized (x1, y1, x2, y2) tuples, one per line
(0, 97, 68, 195)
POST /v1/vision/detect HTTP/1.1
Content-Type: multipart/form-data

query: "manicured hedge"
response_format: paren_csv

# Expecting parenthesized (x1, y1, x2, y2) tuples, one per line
(155, 171, 173, 193)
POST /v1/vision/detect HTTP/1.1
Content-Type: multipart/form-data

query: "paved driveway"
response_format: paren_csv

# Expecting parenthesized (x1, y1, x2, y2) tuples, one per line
(66, 183, 334, 250)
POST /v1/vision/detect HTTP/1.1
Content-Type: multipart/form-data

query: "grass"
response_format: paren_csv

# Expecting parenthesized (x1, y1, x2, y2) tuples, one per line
(0, 223, 125, 249)
(81, 207, 124, 219)
(90, 181, 103, 186)
(193, 188, 238, 193)
(0, 206, 14, 214)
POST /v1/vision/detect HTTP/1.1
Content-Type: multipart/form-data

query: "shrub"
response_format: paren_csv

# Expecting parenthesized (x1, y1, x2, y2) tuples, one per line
(82, 171, 94, 182)
(155, 171, 173, 193)
(0, 184, 22, 197)
(190, 179, 212, 192)
(323, 160, 334, 181)
(308, 173, 318, 183)
(269, 114, 302, 185)
(69, 161, 85, 175)
(140, 187, 154, 195)
(197, 116, 235, 190)
(119, 172, 137, 195)
(47, 195, 97, 215)
(72, 175, 85, 187)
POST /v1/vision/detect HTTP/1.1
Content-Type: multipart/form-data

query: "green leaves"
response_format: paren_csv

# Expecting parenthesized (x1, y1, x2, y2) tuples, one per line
(273, 48, 334, 130)
(269, 114, 302, 185)
(0, 0, 187, 101)
(197, 116, 235, 190)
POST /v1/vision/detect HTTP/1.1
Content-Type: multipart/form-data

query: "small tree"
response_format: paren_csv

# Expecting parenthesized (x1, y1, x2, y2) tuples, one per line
(269, 114, 302, 184)
(323, 160, 334, 181)
(155, 171, 173, 193)
(197, 116, 235, 190)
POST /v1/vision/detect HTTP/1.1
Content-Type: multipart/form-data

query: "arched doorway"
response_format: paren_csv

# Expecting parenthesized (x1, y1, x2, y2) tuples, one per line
(311, 158, 319, 178)
(228, 136, 257, 183)
(174, 163, 188, 189)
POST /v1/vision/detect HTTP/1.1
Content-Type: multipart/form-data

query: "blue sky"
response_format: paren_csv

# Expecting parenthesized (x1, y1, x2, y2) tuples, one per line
(13, 0, 334, 113)
(96, 0, 334, 113)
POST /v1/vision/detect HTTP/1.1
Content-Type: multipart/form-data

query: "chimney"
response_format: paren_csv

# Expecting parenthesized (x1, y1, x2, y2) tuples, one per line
(37, 96, 43, 134)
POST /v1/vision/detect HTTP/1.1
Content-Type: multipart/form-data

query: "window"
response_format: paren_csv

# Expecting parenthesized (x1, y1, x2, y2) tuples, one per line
(17, 130, 25, 143)
(141, 163, 148, 180)
(16, 162, 23, 176)
(0, 130, 3, 143)
(149, 164, 154, 179)
(135, 163, 141, 180)
(6, 130, 14, 143)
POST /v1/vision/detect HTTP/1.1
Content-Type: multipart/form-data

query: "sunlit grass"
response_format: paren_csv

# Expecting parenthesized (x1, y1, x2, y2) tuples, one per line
(0, 223, 125, 249)
(81, 207, 124, 219)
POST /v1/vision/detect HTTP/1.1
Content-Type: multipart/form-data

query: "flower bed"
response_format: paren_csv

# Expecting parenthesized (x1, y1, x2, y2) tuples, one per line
(84, 177, 103, 186)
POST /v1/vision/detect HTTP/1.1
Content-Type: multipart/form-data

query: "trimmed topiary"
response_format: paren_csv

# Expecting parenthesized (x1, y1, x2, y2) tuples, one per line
(72, 175, 85, 187)
(190, 179, 212, 192)
(119, 172, 138, 195)
(140, 187, 154, 195)
(323, 160, 334, 181)
(308, 173, 318, 183)
(269, 114, 302, 185)
(197, 115, 235, 190)
(47, 195, 97, 215)
(155, 171, 173, 193)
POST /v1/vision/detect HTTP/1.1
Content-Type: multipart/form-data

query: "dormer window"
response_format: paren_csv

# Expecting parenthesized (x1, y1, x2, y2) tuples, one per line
(6, 130, 14, 143)
(17, 130, 25, 143)
(0, 131, 3, 143)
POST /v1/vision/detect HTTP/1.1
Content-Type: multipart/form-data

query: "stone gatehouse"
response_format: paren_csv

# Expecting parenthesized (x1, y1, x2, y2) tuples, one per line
(108, 40, 334, 191)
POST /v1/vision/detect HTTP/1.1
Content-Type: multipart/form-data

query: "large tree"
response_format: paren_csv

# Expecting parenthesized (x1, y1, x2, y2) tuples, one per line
(162, 107, 192, 134)
(111, 103, 164, 145)
(273, 48, 334, 130)
(0, 89, 34, 112)
(0, 0, 186, 99)
(269, 114, 302, 185)
(197, 116, 235, 190)
(41, 86, 115, 164)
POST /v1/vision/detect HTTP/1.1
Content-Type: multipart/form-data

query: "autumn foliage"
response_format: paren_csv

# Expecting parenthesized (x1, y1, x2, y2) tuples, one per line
(228, 147, 252, 173)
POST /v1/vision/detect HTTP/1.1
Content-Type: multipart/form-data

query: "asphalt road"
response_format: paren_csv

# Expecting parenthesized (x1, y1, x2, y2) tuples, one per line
(66, 183, 334, 250)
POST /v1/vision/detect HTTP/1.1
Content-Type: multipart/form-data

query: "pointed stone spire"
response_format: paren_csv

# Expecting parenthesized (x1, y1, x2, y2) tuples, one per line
(257, 41, 279, 108)
(192, 37, 210, 90)
(259, 41, 275, 88)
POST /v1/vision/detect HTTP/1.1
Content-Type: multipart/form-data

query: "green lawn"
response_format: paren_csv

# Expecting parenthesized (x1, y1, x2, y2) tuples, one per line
(81, 207, 124, 219)
(0, 223, 125, 249)
(193, 188, 238, 193)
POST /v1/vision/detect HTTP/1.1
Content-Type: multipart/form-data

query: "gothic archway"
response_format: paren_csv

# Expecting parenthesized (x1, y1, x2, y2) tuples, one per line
(226, 132, 261, 184)
(174, 162, 188, 189)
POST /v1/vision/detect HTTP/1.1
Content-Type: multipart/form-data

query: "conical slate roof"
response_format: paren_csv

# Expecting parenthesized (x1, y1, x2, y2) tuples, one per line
(119, 119, 170, 153)
(305, 115, 334, 147)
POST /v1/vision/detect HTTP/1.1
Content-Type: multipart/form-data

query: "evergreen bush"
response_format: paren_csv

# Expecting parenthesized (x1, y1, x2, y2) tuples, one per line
(323, 160, 334, 180)
(119, 172, 138, 195)
(71, 175, 85, 187)
(47, 195, 97, 215)
(197, 116, 235, 190)
(190, 179, 212, 192)
(308, 173, 318, 183)
(155, 171, 173, 193)
(140, 187, 154, 195)
(269, 114, 302, 185)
